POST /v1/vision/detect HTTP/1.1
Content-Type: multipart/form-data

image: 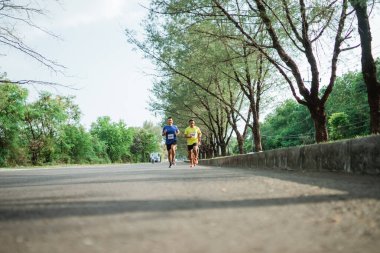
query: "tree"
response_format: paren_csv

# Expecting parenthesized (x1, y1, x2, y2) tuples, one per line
(58, 125, 101, 164)
(131, 0, 360, 147)
(260, 63, 376, 148)
(0, 82, 28, 166)
(212, 0, 358, 143)
(151, 74, 234, 157)
(130, 3, 274, 154)
(141, 19, 237, 156)
(349, 0, 380, 134)
(23, 92, 80, 165)
(130, 127, 161, 162)
(90, 117, 133, 163)
(223, 49, 273, 152)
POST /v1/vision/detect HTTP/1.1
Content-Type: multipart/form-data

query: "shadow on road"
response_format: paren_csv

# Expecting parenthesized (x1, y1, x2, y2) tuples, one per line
(0, 193, 363, 221)
(0, 163, 379, 221)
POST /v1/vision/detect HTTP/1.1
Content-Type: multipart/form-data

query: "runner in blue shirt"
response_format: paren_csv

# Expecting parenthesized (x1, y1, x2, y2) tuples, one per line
(162, 117, 180, 168)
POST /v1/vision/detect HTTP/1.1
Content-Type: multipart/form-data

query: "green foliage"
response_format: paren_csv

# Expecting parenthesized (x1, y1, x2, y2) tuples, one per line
(328, 112, 350, 140)
(325, 70, 370, 138)
(23, 92, 79, 165)
(90, 135, 110, 164)
(1, 60, 374, 166)
(144, 6, 258, 156)
(260, 60, 378, 150)
(58, 125, 101, 164)
(130, 128, 161, 163)
(260, 100, 314, 150)
(0, 83, 28, 166)
(90, 117, 134, 163)
(0, 83, 164, 167)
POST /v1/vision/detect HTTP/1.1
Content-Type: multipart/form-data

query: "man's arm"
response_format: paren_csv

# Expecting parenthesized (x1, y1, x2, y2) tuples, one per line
(184, 128, 190, 138)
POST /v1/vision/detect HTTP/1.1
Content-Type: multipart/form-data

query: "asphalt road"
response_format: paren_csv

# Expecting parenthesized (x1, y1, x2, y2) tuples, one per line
(0, 162, 379, 253)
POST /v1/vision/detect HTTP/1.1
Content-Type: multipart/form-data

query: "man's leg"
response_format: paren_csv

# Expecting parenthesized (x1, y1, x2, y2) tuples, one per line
(171, 144, 177, 165)
(194, 145, 199, 165)
(168, 151, 171, 167)
(167, 144, 172, 167)
(187, 149, 193, 167)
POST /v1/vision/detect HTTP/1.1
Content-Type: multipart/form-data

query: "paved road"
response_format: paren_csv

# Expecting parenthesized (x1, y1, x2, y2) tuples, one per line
(0, 162, 379, 253)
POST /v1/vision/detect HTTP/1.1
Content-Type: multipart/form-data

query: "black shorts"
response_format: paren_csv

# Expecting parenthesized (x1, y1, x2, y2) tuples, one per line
(166, 141, 177, 151)
(187, 143, 198, 151)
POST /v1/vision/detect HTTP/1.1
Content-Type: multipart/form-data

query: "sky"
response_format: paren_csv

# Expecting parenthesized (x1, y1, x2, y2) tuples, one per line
(1, 1, 380, 129)
(0, 0, 158, 129)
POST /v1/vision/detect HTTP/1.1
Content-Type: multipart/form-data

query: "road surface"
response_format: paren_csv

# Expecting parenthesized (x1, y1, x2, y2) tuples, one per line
(0, 162, 379, 253)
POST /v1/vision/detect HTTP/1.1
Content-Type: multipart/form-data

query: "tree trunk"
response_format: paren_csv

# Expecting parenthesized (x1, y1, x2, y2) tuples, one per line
(211, 137, 217, 158)
(236, 134, 245, 154)
(31, 152, 38, 165)
(308, 104, 328, 143)
(252, 114, 263, 152)
(220, 142, 227, 156)
(350, 0, 380, 134)
(207, 144, 214, 159)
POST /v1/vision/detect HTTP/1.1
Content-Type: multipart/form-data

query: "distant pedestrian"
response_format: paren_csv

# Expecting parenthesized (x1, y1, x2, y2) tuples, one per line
(162, 117, 180, 168)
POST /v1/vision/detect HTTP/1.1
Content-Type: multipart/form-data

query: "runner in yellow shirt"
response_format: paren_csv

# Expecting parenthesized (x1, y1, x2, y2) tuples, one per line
(184, 119, 202, 167)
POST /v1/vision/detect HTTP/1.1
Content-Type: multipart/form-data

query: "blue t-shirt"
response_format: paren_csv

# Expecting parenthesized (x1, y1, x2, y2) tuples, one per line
(163, 125, 179, 144)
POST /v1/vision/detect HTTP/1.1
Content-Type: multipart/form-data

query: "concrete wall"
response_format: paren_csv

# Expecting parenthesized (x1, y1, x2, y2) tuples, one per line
(199, 135, 380, 174)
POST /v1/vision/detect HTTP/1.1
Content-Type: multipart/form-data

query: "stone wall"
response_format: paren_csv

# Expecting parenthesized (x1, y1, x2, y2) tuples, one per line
(199, 135, 380, 174)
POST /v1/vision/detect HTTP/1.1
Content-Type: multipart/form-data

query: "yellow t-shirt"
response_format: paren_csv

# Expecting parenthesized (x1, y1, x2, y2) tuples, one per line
(184, 126, 201, 145)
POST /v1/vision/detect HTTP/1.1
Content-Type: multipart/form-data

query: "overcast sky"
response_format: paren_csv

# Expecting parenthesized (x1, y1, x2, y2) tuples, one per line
(0, 0, 157, 128)
(1, 1, 380, 129)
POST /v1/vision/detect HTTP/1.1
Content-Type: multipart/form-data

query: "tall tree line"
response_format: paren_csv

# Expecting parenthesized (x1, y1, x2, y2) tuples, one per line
(0, 83, 162, 167)
(127, 0, 379, 156)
